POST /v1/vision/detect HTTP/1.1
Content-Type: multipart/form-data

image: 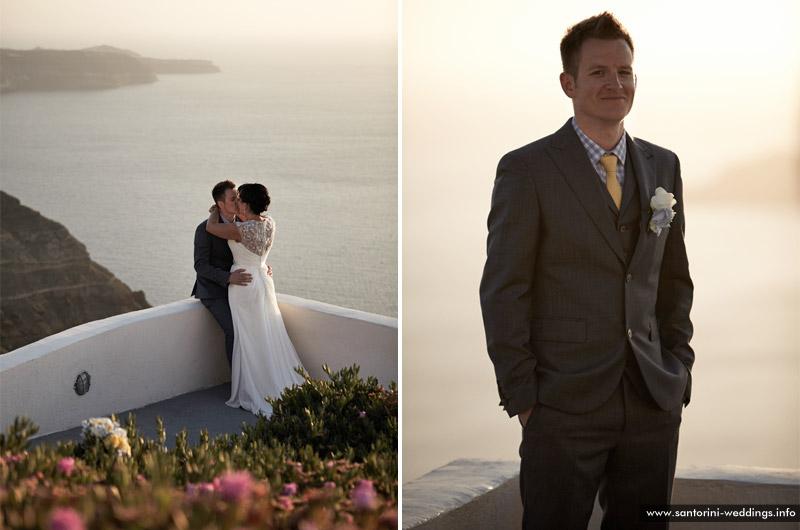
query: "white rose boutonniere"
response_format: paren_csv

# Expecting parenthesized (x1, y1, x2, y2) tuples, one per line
(648, 187, 676, 236)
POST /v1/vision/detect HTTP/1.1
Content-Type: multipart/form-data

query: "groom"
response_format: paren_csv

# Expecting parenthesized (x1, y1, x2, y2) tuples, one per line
(480, 12, 694, 529)
(192, 180, 252, 367)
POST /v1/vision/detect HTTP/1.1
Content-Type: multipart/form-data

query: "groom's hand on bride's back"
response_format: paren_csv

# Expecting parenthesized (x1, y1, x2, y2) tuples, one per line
(229, 269, 252, 286)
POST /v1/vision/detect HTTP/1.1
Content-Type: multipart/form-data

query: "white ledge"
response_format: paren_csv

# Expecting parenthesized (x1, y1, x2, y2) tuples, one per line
(674, 465, 800, 486)
(277, 293, 397, 329)
(0, 299, 197, 371)
(402, 459, 800, 530)
(1, 296, 397, 437)
(403, 459, 519, 529)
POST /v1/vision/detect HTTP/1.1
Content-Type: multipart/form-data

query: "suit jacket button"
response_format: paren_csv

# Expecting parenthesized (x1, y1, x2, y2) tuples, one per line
(627, 328, 633, 338)
(620, 225, 627, 232)
(626, 274, 632, 283)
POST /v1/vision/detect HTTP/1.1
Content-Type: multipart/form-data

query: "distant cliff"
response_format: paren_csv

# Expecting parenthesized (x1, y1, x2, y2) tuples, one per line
(0, 48, 157, 93)
(0, 192, 150, 353)
(83, 46, 221, 74)
(0, 46, 219, 93)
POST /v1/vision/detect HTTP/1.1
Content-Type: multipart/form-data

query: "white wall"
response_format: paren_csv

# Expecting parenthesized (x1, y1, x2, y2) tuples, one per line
(279, 294, 398, 386)
(0, 296, 397, 437)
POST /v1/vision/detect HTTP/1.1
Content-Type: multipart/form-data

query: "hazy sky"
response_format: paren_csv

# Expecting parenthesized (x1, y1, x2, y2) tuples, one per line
(404, 0, 800, 190)
(0, 0, 397, 59)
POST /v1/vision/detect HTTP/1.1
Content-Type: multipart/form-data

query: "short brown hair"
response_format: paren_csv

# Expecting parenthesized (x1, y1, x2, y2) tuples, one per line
(560, 12, 634, 78)
(212, 180, 236, 204)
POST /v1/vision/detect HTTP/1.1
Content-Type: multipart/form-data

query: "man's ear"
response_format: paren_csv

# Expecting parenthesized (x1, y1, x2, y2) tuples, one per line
(559, 72, 575, 98)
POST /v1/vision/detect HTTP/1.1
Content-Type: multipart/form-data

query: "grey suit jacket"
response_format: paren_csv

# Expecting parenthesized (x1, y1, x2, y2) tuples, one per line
(479, 119, 694, 417)
(191, 216, 234, 300)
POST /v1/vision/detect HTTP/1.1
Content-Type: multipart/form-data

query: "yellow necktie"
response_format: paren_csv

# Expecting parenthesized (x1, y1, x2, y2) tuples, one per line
(599, 154, 622, 209)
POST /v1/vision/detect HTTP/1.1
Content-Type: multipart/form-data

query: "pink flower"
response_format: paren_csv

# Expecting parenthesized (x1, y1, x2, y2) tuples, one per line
(282, 482, 298, 496)
(351, 480, 379, 511)
(57, 457, 75, 476)
(358, 411, 366, 419)
(48, 507, 86, 530)
(219, 470, 254, 503)
(323, 481, 336, 489)
(276, 496, 294, 511)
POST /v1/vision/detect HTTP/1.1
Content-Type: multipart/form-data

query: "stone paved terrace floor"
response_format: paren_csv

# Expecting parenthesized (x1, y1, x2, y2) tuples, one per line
(32, 384, 259, 448)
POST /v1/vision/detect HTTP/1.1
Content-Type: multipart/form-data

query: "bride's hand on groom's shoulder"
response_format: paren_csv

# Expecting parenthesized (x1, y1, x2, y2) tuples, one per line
(267, 265, 273, 277)
(209, 205, 218, 213)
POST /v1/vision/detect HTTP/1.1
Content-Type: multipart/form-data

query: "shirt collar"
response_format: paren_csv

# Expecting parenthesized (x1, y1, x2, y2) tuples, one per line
(571, 117, 627, 165)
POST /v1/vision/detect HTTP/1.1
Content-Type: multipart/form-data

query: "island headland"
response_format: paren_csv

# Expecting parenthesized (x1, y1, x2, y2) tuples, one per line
(0, 45, 220, 93)
(0, 191, 151, 353)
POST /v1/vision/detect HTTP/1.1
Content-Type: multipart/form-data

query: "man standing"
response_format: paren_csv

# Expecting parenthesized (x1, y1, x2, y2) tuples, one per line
(192, 180, 252, 367)
(479, 12, 693, 529)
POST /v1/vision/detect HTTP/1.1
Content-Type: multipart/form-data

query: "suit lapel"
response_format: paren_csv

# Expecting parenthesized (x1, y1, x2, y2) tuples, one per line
(626, 134, 656, 272)
(546, 122, 626, 264)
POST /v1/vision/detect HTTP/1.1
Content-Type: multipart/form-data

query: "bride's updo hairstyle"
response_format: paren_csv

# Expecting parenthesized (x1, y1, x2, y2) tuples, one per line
(237, 183, 270, 214)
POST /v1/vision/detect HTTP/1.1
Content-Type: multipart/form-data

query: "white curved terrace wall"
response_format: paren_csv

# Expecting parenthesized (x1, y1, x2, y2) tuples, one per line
(0, 296, 397, 437)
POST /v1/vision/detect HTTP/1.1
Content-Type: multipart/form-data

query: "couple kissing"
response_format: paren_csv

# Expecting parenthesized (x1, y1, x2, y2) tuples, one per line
(191, 180, 304, 417)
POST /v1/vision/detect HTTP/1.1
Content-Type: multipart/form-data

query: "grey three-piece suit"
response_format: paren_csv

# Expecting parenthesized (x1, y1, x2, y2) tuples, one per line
(480, 119, 694, 528)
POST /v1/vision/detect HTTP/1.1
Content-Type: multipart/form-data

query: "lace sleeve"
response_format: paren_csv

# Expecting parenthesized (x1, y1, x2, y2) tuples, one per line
(264, 216, 275, 244)
(235, 219, 274, 255)
(235, 220, 263, 255)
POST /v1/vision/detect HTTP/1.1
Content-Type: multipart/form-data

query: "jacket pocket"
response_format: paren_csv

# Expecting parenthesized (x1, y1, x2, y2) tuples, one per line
(649, 318, 660, 342)
(531, 317, 587, 343)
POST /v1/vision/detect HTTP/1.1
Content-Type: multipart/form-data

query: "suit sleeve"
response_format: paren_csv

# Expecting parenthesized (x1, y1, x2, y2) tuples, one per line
(655, 154, 695, 405)
(479, 153, 541, 417)
(194, 222, 231, 287)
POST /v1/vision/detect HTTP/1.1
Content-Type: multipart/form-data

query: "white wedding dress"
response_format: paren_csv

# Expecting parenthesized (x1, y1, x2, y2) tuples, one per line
(226, 217, 305, 416)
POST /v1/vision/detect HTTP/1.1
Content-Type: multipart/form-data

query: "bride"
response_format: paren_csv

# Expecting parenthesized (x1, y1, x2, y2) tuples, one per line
(206, 183, 305, 416)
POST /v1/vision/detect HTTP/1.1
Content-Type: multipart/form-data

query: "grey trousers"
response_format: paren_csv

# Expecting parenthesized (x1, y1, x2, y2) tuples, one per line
(519, 373, 682, 530)
(201, 297, 234, 368)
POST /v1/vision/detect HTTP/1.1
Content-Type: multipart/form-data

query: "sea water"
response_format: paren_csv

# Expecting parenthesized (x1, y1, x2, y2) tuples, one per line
(0, 49, 397, 316)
